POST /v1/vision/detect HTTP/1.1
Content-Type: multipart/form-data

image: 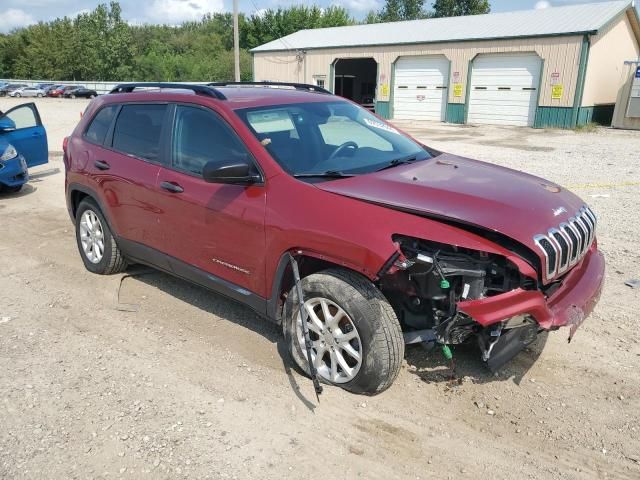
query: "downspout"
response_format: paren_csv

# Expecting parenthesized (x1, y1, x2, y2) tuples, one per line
(572, 34, 591, 127)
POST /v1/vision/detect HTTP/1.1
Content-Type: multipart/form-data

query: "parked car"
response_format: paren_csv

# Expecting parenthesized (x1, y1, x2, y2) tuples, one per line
(9, 86, 47, 98)
(63, 86, 97, 99)
(48, 85, 74, 97)
(64, 82, 604, 395)
(36, 83, 55, 91)
(0, 83, 28, 97)
(0, 103, 48, 193)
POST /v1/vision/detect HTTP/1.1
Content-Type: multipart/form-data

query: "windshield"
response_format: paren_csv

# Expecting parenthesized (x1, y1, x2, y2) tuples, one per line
(236, 101, 431, 178)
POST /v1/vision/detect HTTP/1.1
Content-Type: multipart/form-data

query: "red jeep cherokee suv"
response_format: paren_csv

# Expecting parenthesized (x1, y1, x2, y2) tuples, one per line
(64, 82, 605, 395)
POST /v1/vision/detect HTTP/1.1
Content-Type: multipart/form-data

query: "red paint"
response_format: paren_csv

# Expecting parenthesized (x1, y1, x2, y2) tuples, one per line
(66, 87, 603, 334)
(458, 245, 604, 333)
(317, 153, 585, 268)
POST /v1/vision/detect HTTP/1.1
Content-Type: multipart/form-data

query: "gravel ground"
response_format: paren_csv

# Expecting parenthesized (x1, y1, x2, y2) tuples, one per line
(1, 97, 639, 479)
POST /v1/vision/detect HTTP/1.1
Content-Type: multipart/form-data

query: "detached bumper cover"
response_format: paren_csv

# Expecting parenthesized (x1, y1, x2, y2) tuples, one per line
(458, 245, 605, 337)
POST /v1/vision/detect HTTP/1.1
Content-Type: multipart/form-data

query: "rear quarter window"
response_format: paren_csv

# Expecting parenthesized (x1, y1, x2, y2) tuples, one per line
(84, 105, 118, 145)
(111, 104, 167, 162)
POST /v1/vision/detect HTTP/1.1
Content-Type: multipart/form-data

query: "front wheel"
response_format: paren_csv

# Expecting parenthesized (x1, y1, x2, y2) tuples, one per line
(75, 198, 127, 274)
(0, 184, 22, 194)
(37, 93, 43, 97)
(283, 268, 404, 395)
(70, 94, 76, 99)
(14, 93, 21, 97)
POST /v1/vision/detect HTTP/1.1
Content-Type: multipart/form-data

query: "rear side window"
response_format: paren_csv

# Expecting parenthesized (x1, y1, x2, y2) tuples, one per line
(112, 104, 167, 162)
(85, 105, 117, 145)
(172, 105, 250, 175)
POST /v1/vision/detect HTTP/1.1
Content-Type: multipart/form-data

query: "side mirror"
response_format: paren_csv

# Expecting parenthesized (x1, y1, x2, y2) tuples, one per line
(202, 157, 261, 185)
(0, 117, 16, 132)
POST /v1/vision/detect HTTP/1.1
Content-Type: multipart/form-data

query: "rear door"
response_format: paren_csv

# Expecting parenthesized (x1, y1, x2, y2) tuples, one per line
(0, 103, 48, 167)
(86, 103, 168, 249)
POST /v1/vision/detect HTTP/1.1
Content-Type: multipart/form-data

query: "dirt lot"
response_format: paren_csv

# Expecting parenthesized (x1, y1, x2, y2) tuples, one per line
(1, 98, 639, 479)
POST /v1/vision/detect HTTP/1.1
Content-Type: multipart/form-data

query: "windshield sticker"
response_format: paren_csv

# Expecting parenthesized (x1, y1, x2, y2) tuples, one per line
(364, 117, 399, 135)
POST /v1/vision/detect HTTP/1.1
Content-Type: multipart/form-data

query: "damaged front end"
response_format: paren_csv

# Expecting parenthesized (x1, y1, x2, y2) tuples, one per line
(379, 235, 541, 371)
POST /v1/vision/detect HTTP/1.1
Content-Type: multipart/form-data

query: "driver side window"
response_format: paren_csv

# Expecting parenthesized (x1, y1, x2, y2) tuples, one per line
(172, 105, 250, 176)
(5, 104, 38, 130)
(318, 114, 393, 152)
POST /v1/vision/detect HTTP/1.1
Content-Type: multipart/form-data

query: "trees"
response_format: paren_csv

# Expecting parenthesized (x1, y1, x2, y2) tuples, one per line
(366, 0, 491, 23)
(366, 0, 428, 23)
(0, 2, 354, 82)
(245, 6, 353, 50)
(431, 0, 491, 17)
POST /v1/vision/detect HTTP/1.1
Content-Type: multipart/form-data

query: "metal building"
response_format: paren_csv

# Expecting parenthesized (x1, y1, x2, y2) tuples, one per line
(251, 1, 640, 128)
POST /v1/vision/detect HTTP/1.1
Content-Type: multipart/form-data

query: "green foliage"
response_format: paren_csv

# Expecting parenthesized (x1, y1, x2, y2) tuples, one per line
(431, 0, 491, 17)
(366, 0, 428, 23)
(245, 6, 354, 50)
(0, 2, 351, 82)
(366, 0, 491, 23)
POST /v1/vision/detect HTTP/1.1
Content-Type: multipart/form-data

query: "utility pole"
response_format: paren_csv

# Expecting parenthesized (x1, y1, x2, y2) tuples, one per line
(233, 0, 240, 81)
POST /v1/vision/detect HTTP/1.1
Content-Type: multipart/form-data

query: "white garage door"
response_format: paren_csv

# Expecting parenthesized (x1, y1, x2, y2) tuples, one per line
(393, 56, 449, 121)
(467, 53, 542, 127)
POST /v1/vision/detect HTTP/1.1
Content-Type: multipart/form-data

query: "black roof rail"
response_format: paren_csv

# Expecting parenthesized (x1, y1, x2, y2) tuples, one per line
(207, 81, 332, 95)
(109, 82, 226, 100)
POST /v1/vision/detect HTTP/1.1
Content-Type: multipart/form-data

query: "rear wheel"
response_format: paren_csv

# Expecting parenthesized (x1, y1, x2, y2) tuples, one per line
(70, 94, 76, 99)
(14, 93, 21, 98)
(283, 268, 404, 395)
(37, 93, 43, 98)
(89, 94, 96, 99)
(75, 198, 127, 274)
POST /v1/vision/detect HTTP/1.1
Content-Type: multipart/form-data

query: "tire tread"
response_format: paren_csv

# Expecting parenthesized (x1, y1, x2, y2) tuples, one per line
(285, 267, 404, 395)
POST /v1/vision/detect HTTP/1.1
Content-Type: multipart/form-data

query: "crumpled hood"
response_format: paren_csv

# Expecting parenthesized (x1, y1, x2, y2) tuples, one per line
(316, 153, 587, 253)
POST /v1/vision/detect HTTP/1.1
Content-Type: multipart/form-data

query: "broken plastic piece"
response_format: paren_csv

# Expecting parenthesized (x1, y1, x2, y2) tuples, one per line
(625, 279, 640, 289)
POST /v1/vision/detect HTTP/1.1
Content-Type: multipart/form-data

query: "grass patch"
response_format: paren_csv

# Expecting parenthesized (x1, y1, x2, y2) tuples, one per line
(574, 122, 599, 133)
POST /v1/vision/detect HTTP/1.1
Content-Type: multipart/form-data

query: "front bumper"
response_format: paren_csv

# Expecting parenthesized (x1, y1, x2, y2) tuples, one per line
(0, 155, 29, 188)
(457, 244, 605, 339)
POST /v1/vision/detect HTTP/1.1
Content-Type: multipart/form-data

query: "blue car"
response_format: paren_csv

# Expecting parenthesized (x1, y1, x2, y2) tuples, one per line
(0, 102, 48, 193)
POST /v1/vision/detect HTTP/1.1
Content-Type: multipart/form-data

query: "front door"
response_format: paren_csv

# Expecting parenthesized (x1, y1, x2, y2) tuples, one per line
(155, 104, 267, 298)
(0, 103, 48, 167)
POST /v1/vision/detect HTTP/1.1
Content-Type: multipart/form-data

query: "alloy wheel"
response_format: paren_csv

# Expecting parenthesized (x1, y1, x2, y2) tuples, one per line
(79, 210, 105, 264)
(296, 297, 363, 383)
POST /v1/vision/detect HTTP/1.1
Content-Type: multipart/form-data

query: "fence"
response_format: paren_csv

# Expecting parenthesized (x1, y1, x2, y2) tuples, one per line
(0, 79, 210, 95)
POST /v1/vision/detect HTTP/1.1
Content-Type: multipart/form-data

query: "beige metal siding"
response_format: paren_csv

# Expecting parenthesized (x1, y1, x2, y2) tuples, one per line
(253, 35, 584, 108)
(582, 12, 640, 107)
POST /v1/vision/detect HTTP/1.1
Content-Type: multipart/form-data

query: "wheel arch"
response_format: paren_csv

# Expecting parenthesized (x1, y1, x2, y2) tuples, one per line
(266, 250, 377, 325)
(67, 183, 116, 234)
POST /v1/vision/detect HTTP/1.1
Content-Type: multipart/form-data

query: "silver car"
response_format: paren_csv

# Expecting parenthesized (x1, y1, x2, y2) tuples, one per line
(9, 86, 46, 98)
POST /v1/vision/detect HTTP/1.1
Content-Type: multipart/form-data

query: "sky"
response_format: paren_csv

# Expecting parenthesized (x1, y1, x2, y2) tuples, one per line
(0, 0, 626, 33)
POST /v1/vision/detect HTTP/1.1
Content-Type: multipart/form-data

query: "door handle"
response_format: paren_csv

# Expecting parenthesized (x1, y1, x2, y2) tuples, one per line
(160, 181, 184, 193)
(32, 132, 41, 137)
(94, 160, 110, 170)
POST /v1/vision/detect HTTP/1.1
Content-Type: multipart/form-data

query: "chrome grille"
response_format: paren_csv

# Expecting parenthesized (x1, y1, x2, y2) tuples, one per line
(533, 206, 597, 282)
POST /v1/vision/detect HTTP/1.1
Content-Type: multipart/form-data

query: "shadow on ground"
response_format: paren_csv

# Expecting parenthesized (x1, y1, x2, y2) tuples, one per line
(405, 331, 549, 387)
(0, 183, 37, 198)
(118, 265, 320, 411)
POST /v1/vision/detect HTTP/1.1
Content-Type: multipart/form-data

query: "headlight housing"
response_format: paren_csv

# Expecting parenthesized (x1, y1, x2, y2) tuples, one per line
(0, 144, 18, 162)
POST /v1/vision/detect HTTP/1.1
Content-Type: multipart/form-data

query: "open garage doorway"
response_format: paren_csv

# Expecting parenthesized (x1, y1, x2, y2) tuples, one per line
(333, 58, 377, 111)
